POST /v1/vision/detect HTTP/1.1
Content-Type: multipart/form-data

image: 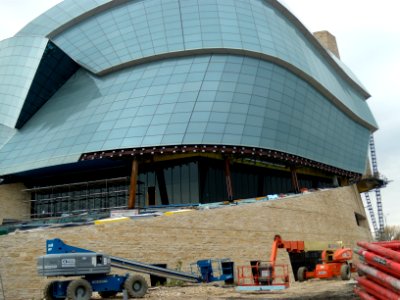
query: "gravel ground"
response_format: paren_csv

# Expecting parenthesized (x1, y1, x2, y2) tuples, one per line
(93, 278, 358, 299)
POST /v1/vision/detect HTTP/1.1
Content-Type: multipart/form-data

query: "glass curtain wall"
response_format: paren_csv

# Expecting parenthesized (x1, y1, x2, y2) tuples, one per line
(30, 157, 335, 218)
(137, 160, 199, 207)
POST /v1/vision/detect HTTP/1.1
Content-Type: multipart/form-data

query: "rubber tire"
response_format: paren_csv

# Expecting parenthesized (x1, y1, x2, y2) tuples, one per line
(341, 264, 351, 280)
(124, 275, 148, 298)
(98, 291, 118, 298)
(297, 266, 307, 282)
(357, 268, 365, 277)
(44, 281, 57, 300)
(66, 279, 93, 300)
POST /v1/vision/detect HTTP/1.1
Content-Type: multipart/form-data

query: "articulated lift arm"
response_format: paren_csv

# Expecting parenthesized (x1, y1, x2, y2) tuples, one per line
(270, 235, 305, 266)
(38, 239, 234, 299)
(43, 238, 201, 282)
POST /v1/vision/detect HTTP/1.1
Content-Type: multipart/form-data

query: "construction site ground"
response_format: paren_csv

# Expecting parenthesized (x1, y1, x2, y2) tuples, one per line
(92, 278, 357, 299)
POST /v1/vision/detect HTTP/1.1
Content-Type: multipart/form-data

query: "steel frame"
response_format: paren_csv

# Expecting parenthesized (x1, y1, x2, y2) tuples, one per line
(80, 144, 361, 179)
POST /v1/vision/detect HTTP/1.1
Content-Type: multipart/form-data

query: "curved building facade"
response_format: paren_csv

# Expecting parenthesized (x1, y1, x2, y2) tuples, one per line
(0, 0, 377, 218)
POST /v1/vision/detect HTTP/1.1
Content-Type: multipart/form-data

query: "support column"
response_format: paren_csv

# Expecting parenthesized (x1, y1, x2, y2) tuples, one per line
(257, 173, 264, 197)
(198, 159, 208, 204)
(156, 168, 169, 205)
(332, 175, 339, 187)
(224, 157, 234, 201)
(128, 159, 139, 209)
(290, 166, 300, 194)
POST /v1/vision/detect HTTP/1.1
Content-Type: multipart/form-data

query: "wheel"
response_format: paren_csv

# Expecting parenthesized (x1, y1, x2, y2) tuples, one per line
(124, 275, 148, 298)
(357, 267, 365, 277)
(297, 266, 307, 282)
(341, 264, 351, 280)
(44, 281, 57, 300)
(98, 291, 118, 298)
(66, 279, 93, 300)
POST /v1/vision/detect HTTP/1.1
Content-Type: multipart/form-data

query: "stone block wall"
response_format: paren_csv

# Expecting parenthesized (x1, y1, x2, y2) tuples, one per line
(313, 30, 341, 59)
(0, 183, 30, 225)
(0, 185, 371, 300)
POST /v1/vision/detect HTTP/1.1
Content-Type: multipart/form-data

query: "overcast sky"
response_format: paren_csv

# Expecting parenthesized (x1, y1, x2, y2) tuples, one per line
(281, 0, 400, 227)
(0, 0, 399, 226)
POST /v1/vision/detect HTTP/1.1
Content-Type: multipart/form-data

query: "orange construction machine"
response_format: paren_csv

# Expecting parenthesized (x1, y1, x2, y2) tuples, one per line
(237, 235, 304, 291)
(237, 235, 354, 291)
(297, 247, 355, 281)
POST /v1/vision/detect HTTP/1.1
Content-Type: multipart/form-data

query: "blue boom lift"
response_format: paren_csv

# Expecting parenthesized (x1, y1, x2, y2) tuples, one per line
(37, 238, 234, 299)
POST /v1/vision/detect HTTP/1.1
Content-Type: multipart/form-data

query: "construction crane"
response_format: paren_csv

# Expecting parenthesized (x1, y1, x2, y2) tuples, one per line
(363, 134, 386, 237)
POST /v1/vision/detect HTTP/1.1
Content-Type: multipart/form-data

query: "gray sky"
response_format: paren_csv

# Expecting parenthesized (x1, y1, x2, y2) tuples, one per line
(281, 0, 400, 227)
(0, 0, 399, 225)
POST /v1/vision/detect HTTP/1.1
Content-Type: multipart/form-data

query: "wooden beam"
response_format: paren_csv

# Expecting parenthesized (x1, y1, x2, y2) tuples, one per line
(128, 159, 139, 209)
(257, 173, 264, 196)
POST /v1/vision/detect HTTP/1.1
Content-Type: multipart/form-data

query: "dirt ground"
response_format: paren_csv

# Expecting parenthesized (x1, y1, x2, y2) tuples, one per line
(93, 279, 358, 299)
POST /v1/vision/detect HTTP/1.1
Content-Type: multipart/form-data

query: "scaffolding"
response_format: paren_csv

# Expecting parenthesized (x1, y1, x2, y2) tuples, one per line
(363, 135, 386, 237)
(363, 193, 378, 233)
(24, 177, 141, 219)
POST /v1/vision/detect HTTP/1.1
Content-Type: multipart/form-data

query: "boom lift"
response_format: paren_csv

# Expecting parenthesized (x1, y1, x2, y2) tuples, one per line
(37, 238, 234, 299)
(297, 247, 355, 281)
(237, 235, 354, 291)
(237, 235, 304, 291)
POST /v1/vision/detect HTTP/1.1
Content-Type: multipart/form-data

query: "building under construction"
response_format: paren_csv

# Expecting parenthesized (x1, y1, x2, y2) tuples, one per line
(0, 0, 379, 222)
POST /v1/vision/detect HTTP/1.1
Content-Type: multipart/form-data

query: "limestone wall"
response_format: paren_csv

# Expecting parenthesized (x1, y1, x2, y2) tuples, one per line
(0, 183, 30, 225)
(0, 185, 371, 300)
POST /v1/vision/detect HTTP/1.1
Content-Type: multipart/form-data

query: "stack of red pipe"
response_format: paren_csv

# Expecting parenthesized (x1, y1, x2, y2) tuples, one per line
(354, 240, 400, 300)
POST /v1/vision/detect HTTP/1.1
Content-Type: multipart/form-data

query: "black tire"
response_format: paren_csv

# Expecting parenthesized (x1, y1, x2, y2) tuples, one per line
(297, 266, 307, 282)
(124, 275, 148, 298)
(66, 279, 93, 300)
(98, 291, 118, 298)
(341, 264, 351, 280)
(44, 281, 57, 300)
(357, 269, 365, 277)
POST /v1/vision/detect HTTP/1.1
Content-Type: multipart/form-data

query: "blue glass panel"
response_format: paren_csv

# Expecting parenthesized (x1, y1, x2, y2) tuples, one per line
(0, 36, 48, 127)
(16, 41, 79, 128)
(0, 54, 371, 176)
(21, 0, 375, 130)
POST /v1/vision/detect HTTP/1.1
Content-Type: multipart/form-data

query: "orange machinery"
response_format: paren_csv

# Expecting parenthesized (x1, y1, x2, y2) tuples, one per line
(297, 247, 355, 281)
(237, 234, 355, 291)
(270, 234, 305, 263)
(237, 235, 304, 290)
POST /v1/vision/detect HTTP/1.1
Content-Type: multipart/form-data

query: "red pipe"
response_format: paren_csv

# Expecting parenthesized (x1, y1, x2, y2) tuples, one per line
(357, 277, 400, 300)
(355, 247, 400, 278)
(371, 241, 400, 251)
(373, 240, 400, 245)
(354, 287, 378, 300)
(367, 275, 400, 296)
(372, 241, 400, 250)
(357, 263, 400, 292)
(357, 263, 400, 293)
(362, 285, 390, 300)
(358, 241, 400, 263)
